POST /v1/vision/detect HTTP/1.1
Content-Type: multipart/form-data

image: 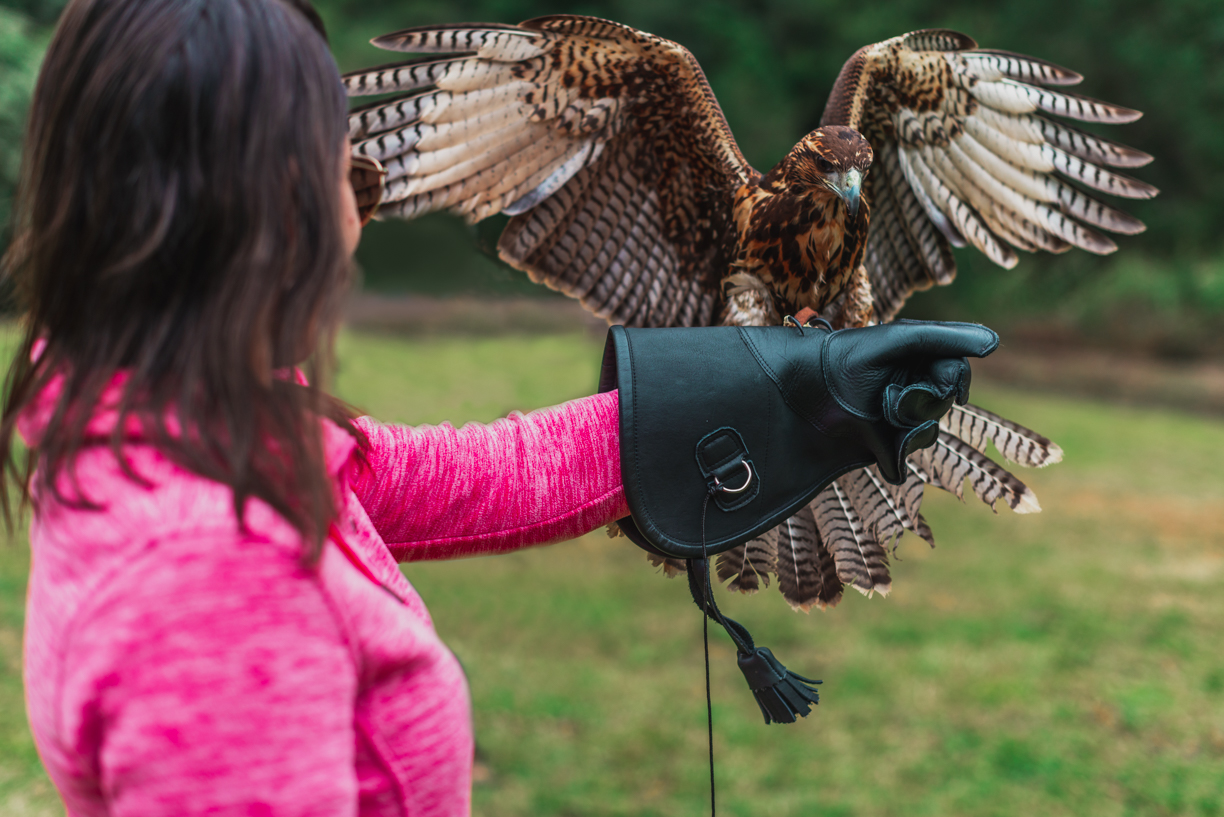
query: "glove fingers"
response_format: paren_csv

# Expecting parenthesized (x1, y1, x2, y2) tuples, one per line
(846, 321, 999, 370)
(884, 358, 973, 425)
(884, 382, 954, 427)
(874, 419, 941, 484)
(929, 357, 972, 406)
(891, 420, 941, 483)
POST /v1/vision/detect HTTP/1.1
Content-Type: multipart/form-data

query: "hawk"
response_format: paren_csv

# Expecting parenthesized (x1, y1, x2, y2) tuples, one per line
(343, 17, 1156, 611)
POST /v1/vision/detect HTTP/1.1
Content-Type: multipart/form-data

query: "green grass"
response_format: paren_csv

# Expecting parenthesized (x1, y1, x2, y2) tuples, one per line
(3, 328, 1224, 816)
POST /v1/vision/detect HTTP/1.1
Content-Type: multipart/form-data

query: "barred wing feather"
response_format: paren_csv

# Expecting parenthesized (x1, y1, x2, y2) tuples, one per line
(821, 29, 1156, 321)
(343, 15, 756, 327)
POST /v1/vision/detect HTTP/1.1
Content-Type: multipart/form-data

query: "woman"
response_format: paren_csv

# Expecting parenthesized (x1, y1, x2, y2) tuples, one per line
(2, 1, 994, 814)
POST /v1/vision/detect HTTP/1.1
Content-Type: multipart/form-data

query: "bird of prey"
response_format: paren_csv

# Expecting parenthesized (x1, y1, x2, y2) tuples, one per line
(343, 16, 1156, 611)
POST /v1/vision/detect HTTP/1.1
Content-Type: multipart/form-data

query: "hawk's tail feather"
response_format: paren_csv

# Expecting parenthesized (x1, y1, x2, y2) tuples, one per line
(745, 528, 779, 591)
(775, 505, 843, 611)
(941, 403, 1063, 467)
(718, 527, 778, 595)
(841, 466, 914, 545)
(884, 462, 927, 533)
(715, 544, 746, 587)
(815, 481, 893, 598)
(911, 431, 1042, 514)
(646, 553, 688, 578)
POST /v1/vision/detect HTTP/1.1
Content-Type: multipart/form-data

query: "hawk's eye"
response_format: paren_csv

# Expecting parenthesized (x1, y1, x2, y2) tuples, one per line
(816, 156, 835, 174)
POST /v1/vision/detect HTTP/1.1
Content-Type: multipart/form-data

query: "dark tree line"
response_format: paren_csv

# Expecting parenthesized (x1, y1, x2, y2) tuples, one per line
(3, 0, 1221, 347)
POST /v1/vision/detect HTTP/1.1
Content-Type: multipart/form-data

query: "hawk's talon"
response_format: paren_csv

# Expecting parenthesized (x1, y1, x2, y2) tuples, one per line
(783, 313, 833, 334)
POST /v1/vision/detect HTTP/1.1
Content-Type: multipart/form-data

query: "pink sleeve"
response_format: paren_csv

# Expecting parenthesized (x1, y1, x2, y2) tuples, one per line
(349, 390, 629, 562)
(65, 535, 359, 816)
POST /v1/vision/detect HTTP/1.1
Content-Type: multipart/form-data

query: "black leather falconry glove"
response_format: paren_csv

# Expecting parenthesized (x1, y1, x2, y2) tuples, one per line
(598, 319, 999, 560)
(598, 319, 998, 725)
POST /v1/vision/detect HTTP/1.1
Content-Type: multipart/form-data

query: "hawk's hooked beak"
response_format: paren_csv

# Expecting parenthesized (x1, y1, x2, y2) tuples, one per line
(827, 168, 863, 218)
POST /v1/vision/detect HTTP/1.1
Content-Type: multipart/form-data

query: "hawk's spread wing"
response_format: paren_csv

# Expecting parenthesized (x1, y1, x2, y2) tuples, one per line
(344, 16, 756, 327)
(343, 20, 1151, 614)
(821, 30, 1157, 321)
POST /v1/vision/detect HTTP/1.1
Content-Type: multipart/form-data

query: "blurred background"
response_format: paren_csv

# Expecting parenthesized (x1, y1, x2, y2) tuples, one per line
(4, 0, 1224, 352)
(2, 1, 1223, 815)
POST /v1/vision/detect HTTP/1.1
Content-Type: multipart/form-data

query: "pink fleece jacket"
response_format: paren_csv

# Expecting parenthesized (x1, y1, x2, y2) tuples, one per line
(20, 378, 628, 816)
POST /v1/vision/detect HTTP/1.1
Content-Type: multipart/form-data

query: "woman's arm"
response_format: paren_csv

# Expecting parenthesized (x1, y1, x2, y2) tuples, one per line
(349, 390, 628, 562)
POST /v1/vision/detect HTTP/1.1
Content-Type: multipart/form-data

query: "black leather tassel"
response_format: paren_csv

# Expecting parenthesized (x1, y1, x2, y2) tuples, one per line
(687, 558, 821, 725)
(736, 647, 821, 725)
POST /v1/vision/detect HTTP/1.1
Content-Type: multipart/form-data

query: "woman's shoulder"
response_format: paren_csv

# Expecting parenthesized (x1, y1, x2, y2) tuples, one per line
(24, 477, 357, 788)
(31, 439, 310, 576)
(27, 441, 350, 685)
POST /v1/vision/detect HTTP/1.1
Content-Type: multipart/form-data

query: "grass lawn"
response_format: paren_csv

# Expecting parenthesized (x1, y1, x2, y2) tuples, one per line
(2, 328, 1223, 816)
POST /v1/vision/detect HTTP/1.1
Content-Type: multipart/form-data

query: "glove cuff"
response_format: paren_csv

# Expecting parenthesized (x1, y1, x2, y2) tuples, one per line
(599, 325, 875, 559)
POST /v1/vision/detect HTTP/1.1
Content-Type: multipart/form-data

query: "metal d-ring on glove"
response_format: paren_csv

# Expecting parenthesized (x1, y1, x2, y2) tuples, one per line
(712, 461, 752, 493)
(597, 318, 999, 723)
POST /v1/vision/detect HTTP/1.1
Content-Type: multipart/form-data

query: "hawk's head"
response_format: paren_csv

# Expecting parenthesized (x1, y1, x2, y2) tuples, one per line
(785, 126, 874, 218)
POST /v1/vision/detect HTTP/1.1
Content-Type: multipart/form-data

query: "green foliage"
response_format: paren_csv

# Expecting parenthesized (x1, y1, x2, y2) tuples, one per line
(2, 0, 1222, 334)
(0, 3, 48, 246)
(318, 0, 1224, 334)
(0, 0, 66, 26)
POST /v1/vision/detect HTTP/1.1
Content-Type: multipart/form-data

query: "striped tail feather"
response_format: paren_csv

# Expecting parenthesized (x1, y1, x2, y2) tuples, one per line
(717, 527, 778, 594)
(647, 402, 1057, 608)
(883, 465, 928, 541)
(813, 481, 893, 597)
(840, 466, 915, 546)
(645, 552, 688, 578)
(774, 505, 843, 611)
(715, 543, 746, 587)
(821, 404, 1057, 571)
(742, 529, 779, 591)
(909, 430, 1042, 513)
(773, 407, 1055, 604)
(941, 402, 1063, 467)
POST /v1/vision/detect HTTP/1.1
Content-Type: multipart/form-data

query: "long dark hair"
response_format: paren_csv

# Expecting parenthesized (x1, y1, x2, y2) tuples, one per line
(0, 0, 363, 558)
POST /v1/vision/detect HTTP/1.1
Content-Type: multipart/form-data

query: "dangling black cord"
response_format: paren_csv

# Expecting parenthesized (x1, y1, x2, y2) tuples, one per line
(699, 489, 717, 817)
(690, 455, 824, 813)
(688, 496, 823, 730)
(703, 595, 715, 815)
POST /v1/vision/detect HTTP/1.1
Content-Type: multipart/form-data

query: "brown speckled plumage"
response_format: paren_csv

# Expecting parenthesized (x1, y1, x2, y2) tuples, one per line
(727, 126, 874, 325)
(345, 17, 1151, 611)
